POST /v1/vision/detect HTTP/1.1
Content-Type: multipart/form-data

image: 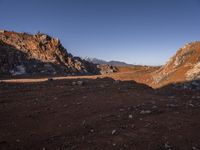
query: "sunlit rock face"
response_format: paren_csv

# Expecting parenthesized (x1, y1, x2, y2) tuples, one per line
(0, 30, 100, 76)
(151, 41, 200, 86)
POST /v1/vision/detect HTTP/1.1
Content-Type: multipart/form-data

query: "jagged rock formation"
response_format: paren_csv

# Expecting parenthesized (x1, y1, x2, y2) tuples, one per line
(0, 30, 100, 76)
(152, 41, 200, 86)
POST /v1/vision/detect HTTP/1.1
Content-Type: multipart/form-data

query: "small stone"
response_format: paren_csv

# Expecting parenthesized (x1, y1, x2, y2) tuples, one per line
(152, 105, 157, 109)
(150, 100, 156, 104)
(140, 110, 151, 114)
(131, 124, 135, 129)
(82, 96, 87, 99)
(164, 142, 171, 149)
(112, 130, 116, 135)
(77, 102, 82, 105)
(63, 105, 68, 108)
(82, 120, 86, 125)
(81, 136, 85, 140)
(113, 143, 116, 146)
(100, 84, 105, 88)
(77, 81, 84, 86)
(167, 104, 178, 108)
(72, 81, 76, 86)
(119, 108, 124, 112)
(189, 103, 194, 107)
(128, 114, 133, 119)
(192, 146, 197, 150)
(16, 139, 20, 143)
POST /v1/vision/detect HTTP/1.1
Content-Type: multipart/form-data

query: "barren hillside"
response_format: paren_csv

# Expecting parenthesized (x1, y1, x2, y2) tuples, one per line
(0, 30, 100, 76)
(151, 42, 200, 87)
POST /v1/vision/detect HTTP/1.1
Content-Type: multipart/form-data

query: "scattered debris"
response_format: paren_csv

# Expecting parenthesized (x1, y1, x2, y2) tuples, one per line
(72, 81, 84, 86)
(167, 104, 178, 108)
(152, 105, 157, 109)
(140, 110, 151, 114)
(164, 142, 172, 150)
(72, 81, 76, 86)
(77, 80, 84, 86)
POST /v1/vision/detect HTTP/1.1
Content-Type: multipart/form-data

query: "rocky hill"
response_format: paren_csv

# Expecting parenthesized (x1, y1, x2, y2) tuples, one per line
(0, 30, 100, 76)
(152, 41, 200, 87)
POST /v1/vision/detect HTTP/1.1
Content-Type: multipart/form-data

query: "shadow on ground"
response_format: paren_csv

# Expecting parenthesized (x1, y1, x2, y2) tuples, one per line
(0, 77, 200, 150)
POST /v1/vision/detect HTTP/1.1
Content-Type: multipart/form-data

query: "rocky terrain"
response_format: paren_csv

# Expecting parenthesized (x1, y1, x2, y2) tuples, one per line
(0, 77, 200, 150)
(107, 42, 200, 89)
(151, 42, 200, 87)
(97, 64, 118, 74)
(0, 30, 109, 76)
(1, 30, 200, 150)
(2, 30, 199, 88)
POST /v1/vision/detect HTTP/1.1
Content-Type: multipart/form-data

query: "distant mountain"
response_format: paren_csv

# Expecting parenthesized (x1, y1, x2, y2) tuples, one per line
(84, 57, 133, 66)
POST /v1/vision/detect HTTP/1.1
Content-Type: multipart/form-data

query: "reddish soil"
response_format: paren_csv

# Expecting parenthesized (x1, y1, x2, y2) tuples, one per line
(0, 77, 200, 150)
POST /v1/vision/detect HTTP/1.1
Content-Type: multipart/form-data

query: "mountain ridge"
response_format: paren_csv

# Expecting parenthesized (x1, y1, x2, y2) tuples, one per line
(84, 57, 134, 66)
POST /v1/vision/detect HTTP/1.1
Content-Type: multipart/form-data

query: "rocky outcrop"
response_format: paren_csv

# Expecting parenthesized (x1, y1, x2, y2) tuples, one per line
(186, 62, 200, 80)
(97, 64, 118, 74)
(152, 41, 200, 86)
(0, 30, 100, 76)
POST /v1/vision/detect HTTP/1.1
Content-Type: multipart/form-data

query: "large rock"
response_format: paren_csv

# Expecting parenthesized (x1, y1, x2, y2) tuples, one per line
(0, 30, 100, 76)
(97, 64, 118, 74)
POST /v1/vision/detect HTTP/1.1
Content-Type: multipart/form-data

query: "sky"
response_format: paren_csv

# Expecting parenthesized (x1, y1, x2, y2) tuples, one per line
(0, 0, 200, 65)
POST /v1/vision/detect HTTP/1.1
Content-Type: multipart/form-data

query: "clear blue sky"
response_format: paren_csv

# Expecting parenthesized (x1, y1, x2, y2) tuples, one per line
(0, 0, 200, 65)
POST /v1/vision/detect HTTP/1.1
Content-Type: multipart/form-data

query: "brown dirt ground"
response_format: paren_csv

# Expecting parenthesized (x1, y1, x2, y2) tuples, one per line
(0, 74, 200, 150)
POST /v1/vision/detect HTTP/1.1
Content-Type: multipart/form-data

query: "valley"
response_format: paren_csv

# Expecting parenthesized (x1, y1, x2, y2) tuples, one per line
(1, 30, 200, 150)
